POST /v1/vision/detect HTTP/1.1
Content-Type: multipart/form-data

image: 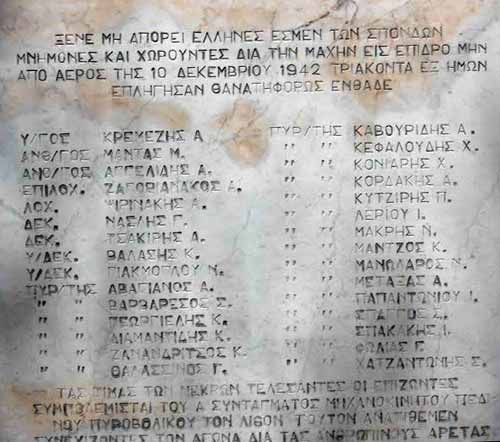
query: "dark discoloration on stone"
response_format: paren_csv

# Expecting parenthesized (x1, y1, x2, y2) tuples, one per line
(215, 99, 269, 166)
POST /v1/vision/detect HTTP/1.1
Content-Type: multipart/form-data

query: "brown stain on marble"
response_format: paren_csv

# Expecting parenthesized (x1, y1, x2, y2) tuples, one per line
(76, 80, 191, 128)
(6, 383, 166, 434)
(142, 100, 191, 129)
(7, 384, 108, 429)
(214, 99, 269, 166)
(319, 0, 488, 111)
(6, 384, 54, 434)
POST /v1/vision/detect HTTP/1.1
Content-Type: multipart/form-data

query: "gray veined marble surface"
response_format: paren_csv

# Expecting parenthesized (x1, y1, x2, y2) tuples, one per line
(0, 1, 499, 442)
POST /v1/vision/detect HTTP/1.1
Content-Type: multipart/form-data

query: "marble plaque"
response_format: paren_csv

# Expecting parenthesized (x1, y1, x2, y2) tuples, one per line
(0, 1, 499, 441)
